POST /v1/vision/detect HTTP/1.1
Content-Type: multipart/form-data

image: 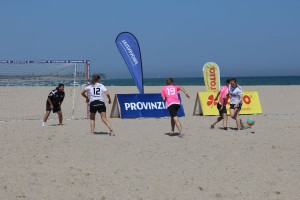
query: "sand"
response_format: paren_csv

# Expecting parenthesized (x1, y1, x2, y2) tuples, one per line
(0, 86, 300, 200)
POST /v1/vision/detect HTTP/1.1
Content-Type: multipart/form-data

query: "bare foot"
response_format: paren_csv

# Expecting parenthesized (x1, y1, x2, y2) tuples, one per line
(110, 129, 115, 136)
(240, 119, 245, 129)
(179, 133, 185, 138)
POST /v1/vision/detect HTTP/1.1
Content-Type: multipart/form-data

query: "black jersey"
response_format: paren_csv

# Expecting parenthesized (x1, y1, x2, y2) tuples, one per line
(48, 89, 65, 103)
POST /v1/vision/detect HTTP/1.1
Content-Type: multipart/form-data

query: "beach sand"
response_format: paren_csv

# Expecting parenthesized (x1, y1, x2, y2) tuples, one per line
(0, 86, 299, 199)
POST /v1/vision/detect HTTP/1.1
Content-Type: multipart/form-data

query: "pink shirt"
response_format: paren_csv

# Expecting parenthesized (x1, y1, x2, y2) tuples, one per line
(218, 85, 229, 105)
(161, 85, 181, 108)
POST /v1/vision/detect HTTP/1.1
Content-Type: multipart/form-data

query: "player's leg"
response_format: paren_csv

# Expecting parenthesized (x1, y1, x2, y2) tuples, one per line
(211, 117, 222, 129)
(52, 103, 62, 125)
(90, 112, 96, 133)
(170, 117, 175, 133)
(221, 105, 228, 130)
(173, 116, 183, 135)
(89, 101, 98, 134)
(57, 111, 63, 125)
(211, 103, 223, 129)
(235, 104, 244, 130)
(100, 112, 114, 136)
(235, 109, 242, 130)
(231, 105, 242, 130)
(222, 112, 228, 130)
(230, 104, 237, 120)
(168, 104, 183, 137)
(230, 107, 241, 130)
(42, 111, 51, 126)
(42, 101, 52, 126)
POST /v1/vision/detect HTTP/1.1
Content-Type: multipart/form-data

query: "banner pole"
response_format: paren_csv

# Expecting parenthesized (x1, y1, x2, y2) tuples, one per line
(86, 62, 90, 119)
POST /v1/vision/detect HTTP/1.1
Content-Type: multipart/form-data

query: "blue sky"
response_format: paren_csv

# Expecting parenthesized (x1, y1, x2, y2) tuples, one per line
(0, 0, 299, 78)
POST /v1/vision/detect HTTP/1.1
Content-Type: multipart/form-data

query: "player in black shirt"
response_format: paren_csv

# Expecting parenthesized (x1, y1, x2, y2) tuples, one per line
(42, 83, 65, 126)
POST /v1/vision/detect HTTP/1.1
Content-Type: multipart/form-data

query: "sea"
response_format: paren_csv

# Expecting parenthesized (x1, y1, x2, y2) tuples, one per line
(0, 76, 299, 86)
(102, 76, 300, 86)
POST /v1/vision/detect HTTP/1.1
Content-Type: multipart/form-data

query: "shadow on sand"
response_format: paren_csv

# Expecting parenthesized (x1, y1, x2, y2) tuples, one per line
(48, 124, 64, 126)
(93, 132, 110, 135)
(164, 132, 182, 137)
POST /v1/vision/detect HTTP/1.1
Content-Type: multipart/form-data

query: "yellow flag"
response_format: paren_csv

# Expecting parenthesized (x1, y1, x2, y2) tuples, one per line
(202, 62, 220, 92)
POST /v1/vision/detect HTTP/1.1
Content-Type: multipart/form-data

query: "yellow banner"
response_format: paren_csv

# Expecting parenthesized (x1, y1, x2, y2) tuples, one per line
(202, 62, 220, 92)
(193, 91, 263, 116)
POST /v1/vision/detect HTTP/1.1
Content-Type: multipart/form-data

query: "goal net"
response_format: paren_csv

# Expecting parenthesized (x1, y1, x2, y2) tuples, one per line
(0, 60, 90, 121)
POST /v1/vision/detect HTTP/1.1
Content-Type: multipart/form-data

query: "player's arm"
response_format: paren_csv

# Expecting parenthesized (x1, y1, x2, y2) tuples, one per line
(221, 90, 230, 108)
(59, 100, 63, 110)
(59, 95, 65, 106)
(104, 91, 111, 104)
(219, 98, 225, 111)
(214, 91, 220, 101)
(47, 91, 55, 109)
(234, 92, 243, 108)
(179, 86, 190, 98)
(81, 90, 89, 103)
(47, 97, 54, 110)
(161, 90, 166, 101)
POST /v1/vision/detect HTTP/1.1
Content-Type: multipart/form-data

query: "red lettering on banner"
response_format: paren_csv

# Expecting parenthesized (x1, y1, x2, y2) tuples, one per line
(243, 95, 251, 104)
(209, 67, 216, 90)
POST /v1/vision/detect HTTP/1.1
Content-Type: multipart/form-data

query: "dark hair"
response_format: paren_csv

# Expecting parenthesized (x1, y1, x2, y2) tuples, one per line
(56, 83, 64, 90)
(230, 78, 237, 83)
(166, 78, 174, 85)
(92, 74, 100, 84)
(226, 79, 230, 84)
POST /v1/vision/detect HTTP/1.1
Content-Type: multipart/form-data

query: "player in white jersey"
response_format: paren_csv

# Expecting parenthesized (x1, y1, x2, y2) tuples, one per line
(229, 78, 244, 130)
(81, 74, 114, 135)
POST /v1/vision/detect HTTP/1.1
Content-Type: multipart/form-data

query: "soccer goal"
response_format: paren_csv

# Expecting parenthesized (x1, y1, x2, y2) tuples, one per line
(0, 60, 90, 121)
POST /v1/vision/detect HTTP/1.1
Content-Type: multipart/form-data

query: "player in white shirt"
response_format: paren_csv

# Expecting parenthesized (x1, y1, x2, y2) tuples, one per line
(81, 74, 114, 135)
(229, 78, 244, 130)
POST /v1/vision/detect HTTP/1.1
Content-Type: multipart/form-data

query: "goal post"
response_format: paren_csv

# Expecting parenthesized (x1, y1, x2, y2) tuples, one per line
(0, 60, 90, 121)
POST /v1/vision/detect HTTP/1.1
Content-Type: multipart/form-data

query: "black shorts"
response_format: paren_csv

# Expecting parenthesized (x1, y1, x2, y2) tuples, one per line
(46, 101, 61, 113)
(230, 103, 242, 110)
(167, 104, 180, 117)
(90, 100, 106, 113)
(217, 103, 227, 116)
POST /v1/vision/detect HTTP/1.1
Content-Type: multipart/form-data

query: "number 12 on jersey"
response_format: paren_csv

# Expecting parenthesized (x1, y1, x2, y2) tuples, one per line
(93, 87, 101, 95)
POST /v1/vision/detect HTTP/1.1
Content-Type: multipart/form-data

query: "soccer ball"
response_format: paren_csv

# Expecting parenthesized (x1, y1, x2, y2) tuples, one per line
(247, 118, 255, 126)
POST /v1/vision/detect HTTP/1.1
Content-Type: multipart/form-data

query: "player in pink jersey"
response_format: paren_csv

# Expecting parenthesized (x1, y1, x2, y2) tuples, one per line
(161, 78, 190, 137)
(211, 79, 230, 130)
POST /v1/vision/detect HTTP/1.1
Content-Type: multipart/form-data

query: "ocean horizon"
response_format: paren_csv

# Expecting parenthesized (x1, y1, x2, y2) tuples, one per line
(102, 76, 300, 86)
(0, 76, 299, 86)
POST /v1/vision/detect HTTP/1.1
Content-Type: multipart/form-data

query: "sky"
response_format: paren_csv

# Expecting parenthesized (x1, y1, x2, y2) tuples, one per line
(0, 0, 300, 78)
